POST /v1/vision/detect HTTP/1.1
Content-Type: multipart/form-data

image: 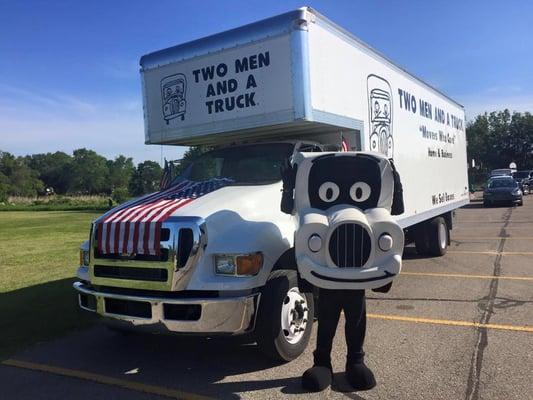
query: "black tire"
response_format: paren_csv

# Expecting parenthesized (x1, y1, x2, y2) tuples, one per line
(414, 224, 429, 256)
(427, 217, 448, 257)
(518, 200, 523, 207)
(255, 269, 314, 362)
(483, 200, 491, 207)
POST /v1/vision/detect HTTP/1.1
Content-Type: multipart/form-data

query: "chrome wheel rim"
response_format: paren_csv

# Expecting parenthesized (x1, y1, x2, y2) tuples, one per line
(439, 222, 447, 249)
(280, 287, 308, 344)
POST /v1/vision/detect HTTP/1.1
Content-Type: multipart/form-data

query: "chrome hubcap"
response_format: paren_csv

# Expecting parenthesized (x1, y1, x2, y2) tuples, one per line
(281, 287, 309, 344)
(439, 222, 447, 249)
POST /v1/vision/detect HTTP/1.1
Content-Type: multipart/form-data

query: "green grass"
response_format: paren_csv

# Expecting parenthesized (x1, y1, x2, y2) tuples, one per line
(0, 195, 113, 212)
(0, 211, 101, 359)
(0, 203, 110, 212)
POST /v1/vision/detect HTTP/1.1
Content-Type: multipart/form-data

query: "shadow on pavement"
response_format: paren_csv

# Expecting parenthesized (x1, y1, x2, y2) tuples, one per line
(461, 202, 486, 209)
(402, 246, 424, 260)
(12, 323, 319, 399)
(0, 278, 94, 360)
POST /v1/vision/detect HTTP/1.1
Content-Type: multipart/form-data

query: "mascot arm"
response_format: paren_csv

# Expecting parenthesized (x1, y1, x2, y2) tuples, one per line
(280, 158, 297, 214)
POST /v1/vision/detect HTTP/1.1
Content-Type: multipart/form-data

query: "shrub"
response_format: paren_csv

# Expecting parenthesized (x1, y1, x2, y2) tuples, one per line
(111, 187, 130, 204)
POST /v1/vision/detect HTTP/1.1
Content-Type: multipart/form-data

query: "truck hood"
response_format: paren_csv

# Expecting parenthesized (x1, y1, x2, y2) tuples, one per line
(169, 181, 296, 264)
(169, 181, 284, 221)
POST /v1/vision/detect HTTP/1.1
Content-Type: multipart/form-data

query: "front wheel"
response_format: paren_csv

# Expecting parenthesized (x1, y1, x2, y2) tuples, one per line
(255, 270, 314, 362)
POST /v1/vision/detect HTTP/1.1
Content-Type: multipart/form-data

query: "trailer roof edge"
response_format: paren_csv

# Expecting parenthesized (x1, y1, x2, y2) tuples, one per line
(140, 6, 464, 110)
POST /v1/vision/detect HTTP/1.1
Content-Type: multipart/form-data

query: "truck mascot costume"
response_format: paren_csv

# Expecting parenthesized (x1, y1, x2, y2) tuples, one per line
(281, 150, 404, 392)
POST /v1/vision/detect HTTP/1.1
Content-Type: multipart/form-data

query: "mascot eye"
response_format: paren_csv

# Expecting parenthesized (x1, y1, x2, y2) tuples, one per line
(349, 182, 371, 202)
(318, 182, 340, 203)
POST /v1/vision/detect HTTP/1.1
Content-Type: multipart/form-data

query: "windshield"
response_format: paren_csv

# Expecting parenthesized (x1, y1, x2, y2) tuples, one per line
(178, 143, 294, 184)
(488, 178, 517, 189)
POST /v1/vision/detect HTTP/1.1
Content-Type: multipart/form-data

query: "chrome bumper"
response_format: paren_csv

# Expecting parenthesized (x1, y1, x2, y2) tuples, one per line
(73, 282, 259, 335)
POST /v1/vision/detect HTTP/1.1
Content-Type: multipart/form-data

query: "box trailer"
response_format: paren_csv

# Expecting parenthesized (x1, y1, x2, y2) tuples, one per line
(74, 7, 469, 361)
(140, 7, 469, 228)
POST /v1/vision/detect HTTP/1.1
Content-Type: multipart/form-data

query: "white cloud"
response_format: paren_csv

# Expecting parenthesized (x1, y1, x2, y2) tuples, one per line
(0, 83, 186, 164)
(0, 83, 98, 115)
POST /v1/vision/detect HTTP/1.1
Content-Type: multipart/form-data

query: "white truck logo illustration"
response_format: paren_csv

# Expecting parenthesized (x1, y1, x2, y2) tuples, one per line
(368, 75, 393, 158)
(161, 74, 187, 124)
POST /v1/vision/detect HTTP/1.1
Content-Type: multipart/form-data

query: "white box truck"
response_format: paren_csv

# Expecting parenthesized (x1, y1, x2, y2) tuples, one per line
(74, 7, 468, 361)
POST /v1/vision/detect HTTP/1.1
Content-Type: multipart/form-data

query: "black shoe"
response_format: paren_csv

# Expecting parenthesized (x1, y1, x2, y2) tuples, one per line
(301, 365, 333, 392)
(345, 362, 376, 391)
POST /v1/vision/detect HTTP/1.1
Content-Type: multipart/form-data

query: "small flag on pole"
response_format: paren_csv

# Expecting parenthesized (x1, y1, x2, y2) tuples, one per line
(341, 133, 349, 152)
(160, 159, 171, 190)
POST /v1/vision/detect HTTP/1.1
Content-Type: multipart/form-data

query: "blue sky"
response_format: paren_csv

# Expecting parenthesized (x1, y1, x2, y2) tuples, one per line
(1, 0, 532, 164)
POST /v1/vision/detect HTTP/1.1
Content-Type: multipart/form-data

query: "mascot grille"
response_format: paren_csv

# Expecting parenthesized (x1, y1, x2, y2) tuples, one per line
(328, 223, 372, 268)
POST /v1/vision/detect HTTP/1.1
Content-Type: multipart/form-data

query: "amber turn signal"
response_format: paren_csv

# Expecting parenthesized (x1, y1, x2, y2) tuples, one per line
(236, 253, 263, 276)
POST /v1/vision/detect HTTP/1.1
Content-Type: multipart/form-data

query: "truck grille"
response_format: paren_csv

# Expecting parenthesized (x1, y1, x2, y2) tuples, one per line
(177, 228, 194, 268)
(93, 226, 170, 261)
(94, 248, 169, 262)
(90, 217, 205, 291)
(328, 223, 371, 268)
(94, 265, 168, 282)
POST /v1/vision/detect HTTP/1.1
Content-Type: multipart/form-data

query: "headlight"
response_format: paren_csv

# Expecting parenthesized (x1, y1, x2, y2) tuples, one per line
(512, 189, 521, 195)
(378, 233, 393, 251)
(79, 249, 90, 266)
(215, 253, 263, 276)
(308, 234, 322, 252)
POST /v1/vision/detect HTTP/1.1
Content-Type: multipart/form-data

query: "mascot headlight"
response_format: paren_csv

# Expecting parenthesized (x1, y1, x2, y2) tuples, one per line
(308, 234, 323, 252)
(378, 233, 393, 252)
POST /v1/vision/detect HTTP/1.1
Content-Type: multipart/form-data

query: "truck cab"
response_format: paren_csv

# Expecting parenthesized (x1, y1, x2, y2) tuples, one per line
(76, 140, 330, 361)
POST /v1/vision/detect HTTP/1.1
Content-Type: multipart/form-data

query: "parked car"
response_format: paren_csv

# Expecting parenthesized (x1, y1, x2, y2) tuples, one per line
(483, 176, 523, 207)
(490, 168, 513, 177)
(514, 170, 532, 195)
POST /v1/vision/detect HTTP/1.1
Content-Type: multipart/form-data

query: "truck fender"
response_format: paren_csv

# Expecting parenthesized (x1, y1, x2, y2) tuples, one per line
(272, 247, 297, 271)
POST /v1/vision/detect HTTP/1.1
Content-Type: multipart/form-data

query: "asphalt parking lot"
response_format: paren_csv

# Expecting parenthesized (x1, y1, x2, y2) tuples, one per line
(1, 196, 532, 400)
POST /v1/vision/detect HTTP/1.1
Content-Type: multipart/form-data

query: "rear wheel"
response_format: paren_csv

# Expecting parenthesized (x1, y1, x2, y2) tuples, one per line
(414, 224, 429, 256)
(415, 217, 449, 257)
(427, 217, 448, 256)
(255, 270, 314, 362)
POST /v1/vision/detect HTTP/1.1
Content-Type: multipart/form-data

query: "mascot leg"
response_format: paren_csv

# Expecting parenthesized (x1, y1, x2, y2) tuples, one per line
(343, 291, 376, 391)
(301, 288, 342, 392)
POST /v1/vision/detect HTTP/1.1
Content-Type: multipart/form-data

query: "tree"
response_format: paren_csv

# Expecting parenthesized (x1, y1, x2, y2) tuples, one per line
(466, 114, 489, 168)
(107, 155, 134, 191)
(466, 110, 533, 171)
(0, 171, 9, 202)
(129, 161, 162, 196)
(70, 148, 109, 194)
(172, 145, 211, 178)
(25, 151, 73, 194)
(0, 151, 44, 197)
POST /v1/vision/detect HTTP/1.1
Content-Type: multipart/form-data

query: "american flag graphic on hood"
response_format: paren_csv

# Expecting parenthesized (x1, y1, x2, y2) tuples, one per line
(96, 178, 233, 256)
